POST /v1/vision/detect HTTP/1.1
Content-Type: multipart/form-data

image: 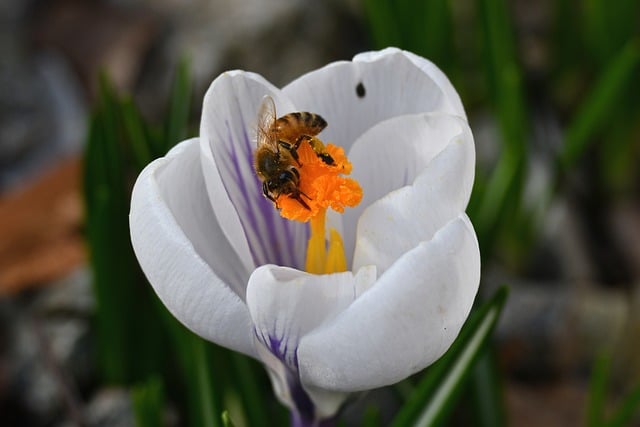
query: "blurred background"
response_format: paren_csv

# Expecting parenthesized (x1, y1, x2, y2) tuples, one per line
(1, 0, 639, 426)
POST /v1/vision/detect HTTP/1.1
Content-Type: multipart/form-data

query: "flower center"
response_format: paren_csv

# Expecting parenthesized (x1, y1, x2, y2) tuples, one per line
(276, 138, 362, 222)
(275, 137, 362, 273)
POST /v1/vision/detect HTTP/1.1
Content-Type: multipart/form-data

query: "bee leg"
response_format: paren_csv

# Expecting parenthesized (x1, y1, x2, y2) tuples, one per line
(292, 134, 312, 152)
(278, 140, 301, 166)
(292, 192, 311, 210)
(303, 135, 335, 165)
(318, 152, 335, 165)
(263, 182, 280, 207)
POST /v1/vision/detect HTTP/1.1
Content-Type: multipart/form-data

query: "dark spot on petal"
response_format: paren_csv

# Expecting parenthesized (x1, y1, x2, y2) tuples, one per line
(356, 82, 366, 98)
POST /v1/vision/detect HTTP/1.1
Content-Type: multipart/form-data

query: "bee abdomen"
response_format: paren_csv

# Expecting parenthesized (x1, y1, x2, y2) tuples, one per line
(274, 112, 327, 135)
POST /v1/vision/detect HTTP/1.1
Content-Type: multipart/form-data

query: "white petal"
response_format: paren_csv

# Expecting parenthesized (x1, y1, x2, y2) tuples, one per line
(351, 115, 475, 273)
(246, 264, 377, 370)
(298, 215, 480, 392)
(245, 264, 376, 416)
(354, 48, 466, 120)
(342, 113, 474, 266)
(254, 336, 350, 420)
(199, 71, 309, 270)
(130, 138, 257, 358)
(283, 48, 465, 153)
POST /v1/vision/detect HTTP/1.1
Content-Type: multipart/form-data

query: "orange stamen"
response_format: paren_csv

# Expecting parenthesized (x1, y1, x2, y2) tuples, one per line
(277, 138, 363, 223)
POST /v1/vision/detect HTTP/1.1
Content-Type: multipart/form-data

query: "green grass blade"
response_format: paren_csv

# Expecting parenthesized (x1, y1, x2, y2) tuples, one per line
(221, 410, 236, 427)
(583, 0, 639, 65)
(587, 353, 610, 427)
(362, 0, 402, 49)
(470, 349, 506, 427)
(192, 338, 220, 427)
(86, 75, 170, 384)
(164, 58, 192, 153)
(85, 76, 137, 383)
(362, 0, 454, 74)
(472, 0, 528, 257)
(230, 353, 271, 427)
(421, 0, 454, 73)
(362, 406, 381, 427)
(121, 96, 153, 171)
(390, 286, 509, 427)
(559, 39, 640, 171)
(159, 300, 222, 427)
(132, 377, 165, 427)
(608, 384, 640, 427)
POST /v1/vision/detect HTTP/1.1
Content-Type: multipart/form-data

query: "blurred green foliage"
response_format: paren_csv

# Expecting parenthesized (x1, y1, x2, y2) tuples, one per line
(132, 377, 165, 427)
(588, 353, 640, 427)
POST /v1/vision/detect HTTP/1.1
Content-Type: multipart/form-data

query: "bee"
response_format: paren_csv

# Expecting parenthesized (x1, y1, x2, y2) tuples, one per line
(254, 96, 334, 209)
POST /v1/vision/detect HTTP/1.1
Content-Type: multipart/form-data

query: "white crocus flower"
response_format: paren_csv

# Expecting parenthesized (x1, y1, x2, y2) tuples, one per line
(130, 47, 480, 426)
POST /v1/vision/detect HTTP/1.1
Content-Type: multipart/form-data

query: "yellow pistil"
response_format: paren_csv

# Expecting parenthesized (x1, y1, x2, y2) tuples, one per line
(276, 137, 362, 274)
(305, 208, 348, 274)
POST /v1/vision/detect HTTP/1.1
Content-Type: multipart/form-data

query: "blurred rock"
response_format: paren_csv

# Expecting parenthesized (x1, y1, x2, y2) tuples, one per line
(84, 388, 134, 427)
(493, 278, 628, 379)
(0, 52, 87, 193)
(0, 0, 86, 192)
(133, 0, 366, 118)
(57, 388, 135, 427)
(612, 283, 640, 391)
(609, 201, 640, 279)
(33, 0, 159, 97)
(1, 267, 94, 425)
(506, 379, 586, 427)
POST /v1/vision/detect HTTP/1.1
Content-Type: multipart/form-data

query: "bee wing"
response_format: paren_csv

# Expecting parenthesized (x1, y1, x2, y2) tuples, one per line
(256, 95, 278, 148)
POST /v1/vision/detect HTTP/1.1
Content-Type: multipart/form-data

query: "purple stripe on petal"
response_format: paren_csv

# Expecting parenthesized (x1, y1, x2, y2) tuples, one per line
(226, 120, 272, 264)
(240, 124, 294, 267)
(291, 412, 336, 427)
(211, 90, 311, 270)
(288, 377, 316, 425)
(254, 329, 320, 425)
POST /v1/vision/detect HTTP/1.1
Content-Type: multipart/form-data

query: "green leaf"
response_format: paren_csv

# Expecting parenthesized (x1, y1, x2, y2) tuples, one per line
(472, 0, 528, 258)
(559, 39, 640, 171)
(587, 353, 610, 427)
(159, 301, 222, 427)
(362, 406, 381, 427)
(390, 286, 509, 427)
(121, 97, 153, 171)
(608, 384, 640, 427)
(362, 0, 402, 49)
(85, 75, 169, 384)
(229, 353, 272, 427)
(221, 410, 236, 427)
(85, 75, 138, 383)
(133, 377, 165, 427)
(583, 0, 639, 65)
(164, 58, 192, 153)
(362, 0, 454, 74)
(470, 349, 506, 427)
